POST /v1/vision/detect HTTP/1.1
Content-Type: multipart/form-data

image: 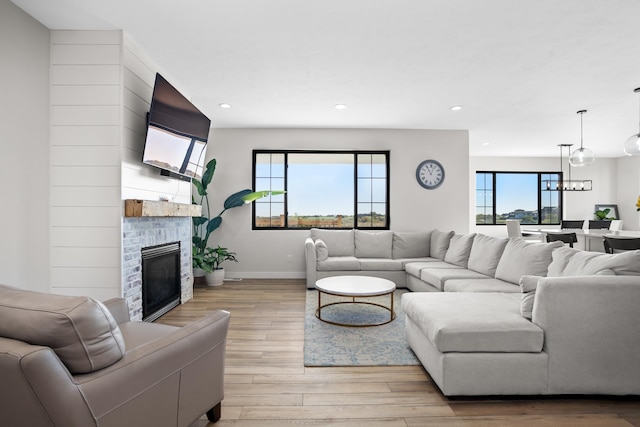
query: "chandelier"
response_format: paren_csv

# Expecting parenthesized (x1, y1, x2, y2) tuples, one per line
(542, 144, 592, 191)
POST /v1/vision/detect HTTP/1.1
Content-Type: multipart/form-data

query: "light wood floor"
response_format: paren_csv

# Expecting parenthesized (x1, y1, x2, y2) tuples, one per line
(158, 279, 640, 427)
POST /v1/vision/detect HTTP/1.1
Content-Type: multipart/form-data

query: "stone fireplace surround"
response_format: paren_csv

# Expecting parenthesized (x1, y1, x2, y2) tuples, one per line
(122, 216, 193, 321)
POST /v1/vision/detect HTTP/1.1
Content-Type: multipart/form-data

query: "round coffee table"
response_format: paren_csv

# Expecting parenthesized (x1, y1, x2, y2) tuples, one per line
(314, 276, 396, 327)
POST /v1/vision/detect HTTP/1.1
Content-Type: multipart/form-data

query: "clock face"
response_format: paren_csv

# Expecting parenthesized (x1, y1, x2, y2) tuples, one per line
(416, 160, 445, 189)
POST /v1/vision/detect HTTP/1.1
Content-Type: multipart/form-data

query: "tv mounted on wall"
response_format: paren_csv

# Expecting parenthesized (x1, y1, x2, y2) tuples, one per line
(142, 73, 211, 181)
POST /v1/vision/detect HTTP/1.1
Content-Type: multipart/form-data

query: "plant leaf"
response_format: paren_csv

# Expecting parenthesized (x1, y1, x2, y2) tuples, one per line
(192, 179, 205, 197)
(241, 190, 286, 203)
(192, 216, 208, 226)
(224, 189, 254, 209)
(206, 216, 222, 234)
(201, 158, 217, 190)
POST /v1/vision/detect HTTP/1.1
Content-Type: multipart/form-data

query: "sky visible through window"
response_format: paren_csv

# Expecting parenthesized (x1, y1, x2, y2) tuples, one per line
(495, 174, 538, 215)
(288, 163, 354, 216)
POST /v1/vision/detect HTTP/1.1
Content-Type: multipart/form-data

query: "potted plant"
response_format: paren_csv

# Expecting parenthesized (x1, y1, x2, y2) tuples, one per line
(594, 208, 616, 221)
(192, 158, 283, 279)
(197, 246, 237, 286)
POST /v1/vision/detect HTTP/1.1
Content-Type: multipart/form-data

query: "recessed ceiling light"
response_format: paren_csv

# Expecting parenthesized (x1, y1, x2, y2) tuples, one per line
(450, 105, 463, 111)
(482, 142, 490, 146)
(219, 103, 232, 109)
(334, 104, 347, 110)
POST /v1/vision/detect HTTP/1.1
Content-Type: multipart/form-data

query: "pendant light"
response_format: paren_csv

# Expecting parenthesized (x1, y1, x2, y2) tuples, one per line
(568, 110, 595, 167)
(624, 87, 640, 156)
(542, 144, 592, 191)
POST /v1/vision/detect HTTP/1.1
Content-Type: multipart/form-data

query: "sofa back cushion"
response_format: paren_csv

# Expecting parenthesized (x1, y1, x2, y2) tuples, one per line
(467, 234, 509, 277)
(310, 229, 354, 257)
(443, 233, 476, 267)
(430, 229, 455, 260)
(0, 284, 125, 374)
(550, 248, 640, 276)
(354, 230, 393, 258)
(392, 231, 431, 259)
(495, 239, 563, 284)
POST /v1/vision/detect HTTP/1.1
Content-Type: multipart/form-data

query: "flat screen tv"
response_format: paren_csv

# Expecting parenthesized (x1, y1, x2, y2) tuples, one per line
(142, 73, 211, 181)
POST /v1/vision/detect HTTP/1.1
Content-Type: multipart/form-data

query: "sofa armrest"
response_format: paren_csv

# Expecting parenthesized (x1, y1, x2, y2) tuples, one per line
(0, 337, 96, 427)
(102, 298, 130, 324)
(532, 275, 640, 394)
(75, 310, 230, 423)
(305, 237, 317, 289)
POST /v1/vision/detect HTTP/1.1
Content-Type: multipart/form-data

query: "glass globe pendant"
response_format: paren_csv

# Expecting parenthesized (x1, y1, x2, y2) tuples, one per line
(568, 110, 595, 167)
(624, 88, 640, 156)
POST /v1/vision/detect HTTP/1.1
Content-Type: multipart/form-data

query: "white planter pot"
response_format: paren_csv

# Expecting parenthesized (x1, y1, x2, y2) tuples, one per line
(205, 268, 225, 287)
(193, 267, 206, 278)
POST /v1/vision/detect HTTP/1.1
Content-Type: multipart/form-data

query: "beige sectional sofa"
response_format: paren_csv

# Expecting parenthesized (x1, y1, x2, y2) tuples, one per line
(305, 228, 640, 396)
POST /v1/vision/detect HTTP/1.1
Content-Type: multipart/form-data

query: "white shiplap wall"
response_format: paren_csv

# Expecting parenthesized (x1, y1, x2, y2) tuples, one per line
(49, 31, 192, 300)
(50, 31, 123, 299)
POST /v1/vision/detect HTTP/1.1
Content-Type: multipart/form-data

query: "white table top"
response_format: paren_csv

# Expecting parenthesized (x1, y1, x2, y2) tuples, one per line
(315, 276, 396, 297)
(523, 228, 640, 238)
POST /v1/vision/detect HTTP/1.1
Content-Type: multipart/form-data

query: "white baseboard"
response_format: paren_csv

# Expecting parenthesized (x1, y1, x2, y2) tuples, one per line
(224, 271, 306, 280)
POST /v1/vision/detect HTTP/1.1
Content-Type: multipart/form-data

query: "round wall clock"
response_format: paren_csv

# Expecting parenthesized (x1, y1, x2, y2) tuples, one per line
(416, 159, 445, 189)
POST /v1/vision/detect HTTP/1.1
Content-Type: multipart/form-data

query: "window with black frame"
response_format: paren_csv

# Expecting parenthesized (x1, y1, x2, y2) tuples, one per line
(476, 171, 562, 226)
(253, 150, 390, 229)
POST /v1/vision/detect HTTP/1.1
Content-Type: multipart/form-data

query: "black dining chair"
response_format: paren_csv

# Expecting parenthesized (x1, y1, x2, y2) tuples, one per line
(561, 220, 585, 229)
(603, 236, 640, 253)
(546, 232, 578, 248)
(588, 220, 611, 230)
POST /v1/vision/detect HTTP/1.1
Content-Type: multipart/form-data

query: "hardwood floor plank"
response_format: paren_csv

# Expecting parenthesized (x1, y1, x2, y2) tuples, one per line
(405, 414, 634, 427)
(155, 280, 640, 427)
(225, 382, 393, 395)
(238, 403, 454, 420)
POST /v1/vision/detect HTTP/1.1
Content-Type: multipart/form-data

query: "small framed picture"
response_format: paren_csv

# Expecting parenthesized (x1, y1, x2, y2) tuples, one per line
(594, 204, 619, 220)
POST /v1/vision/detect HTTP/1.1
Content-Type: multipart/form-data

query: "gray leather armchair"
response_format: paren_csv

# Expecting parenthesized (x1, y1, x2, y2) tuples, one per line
(0, 285, 229, 427)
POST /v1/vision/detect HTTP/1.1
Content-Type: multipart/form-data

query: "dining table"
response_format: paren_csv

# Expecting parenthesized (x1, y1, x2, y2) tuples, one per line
(522, 228, 640, 252)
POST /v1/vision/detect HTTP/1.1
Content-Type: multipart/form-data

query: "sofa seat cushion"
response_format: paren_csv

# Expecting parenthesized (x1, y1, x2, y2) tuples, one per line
(118, 322, 180, 349)
(402, 292, 543, 353)
(358, 258, 404, 271)
(443, 278, 521, 293)
(405, 261, 462, 278)
(317, 256, 360, 271)
(399, 257, 437, 268)
(420, 269, 491, 291)
(0, 284, 126, 374)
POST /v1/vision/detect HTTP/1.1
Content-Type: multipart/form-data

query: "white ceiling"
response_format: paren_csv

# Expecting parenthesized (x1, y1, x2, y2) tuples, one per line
(12, 0, 640, 157)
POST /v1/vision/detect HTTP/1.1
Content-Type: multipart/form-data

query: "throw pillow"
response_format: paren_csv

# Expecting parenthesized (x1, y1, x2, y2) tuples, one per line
(355, 230, 393, 258)
(519, 275, 541, 320)
(392, 231, 431, 259)
(547, 246, 580, 277)
(310, 228, 355, 257)
(467, 234, 509, 276)
(315, 239, 329, 261)
(0, 284, 126, 374)
(444, 233, 476, 268)
(561, 250, 640, 276)
(430, 229, 455, 260)
(495, 239, 564, 285)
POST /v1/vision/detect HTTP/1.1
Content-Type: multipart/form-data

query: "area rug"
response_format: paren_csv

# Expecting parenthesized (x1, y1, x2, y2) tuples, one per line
(304, 289, 420, 366)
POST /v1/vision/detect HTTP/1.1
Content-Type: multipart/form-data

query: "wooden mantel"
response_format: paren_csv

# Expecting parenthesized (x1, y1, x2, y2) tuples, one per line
(124, 199, 202, 218)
